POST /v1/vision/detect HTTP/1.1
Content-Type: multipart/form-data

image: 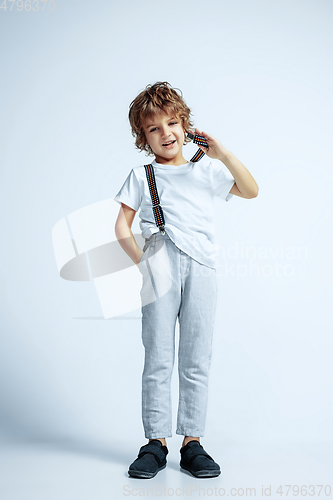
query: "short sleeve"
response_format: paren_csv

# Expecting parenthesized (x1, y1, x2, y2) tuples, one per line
(211, 159, 236, 202)
(113, 169, 142, 212)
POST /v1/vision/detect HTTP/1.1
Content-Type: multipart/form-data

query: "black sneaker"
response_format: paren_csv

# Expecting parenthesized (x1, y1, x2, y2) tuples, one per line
(128, 440, 169, 479)
(180, 440, 221, 478)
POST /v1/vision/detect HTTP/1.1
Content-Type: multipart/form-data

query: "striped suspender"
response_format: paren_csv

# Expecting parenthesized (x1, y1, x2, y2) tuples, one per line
(190, 148, 206, 162)
(143, 133, 208, 235)
(143, 163, 166, 235)
(187, 132, 208, 162)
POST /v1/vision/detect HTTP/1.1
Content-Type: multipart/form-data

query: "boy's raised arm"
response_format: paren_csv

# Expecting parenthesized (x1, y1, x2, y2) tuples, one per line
(194, 128, 259, 199)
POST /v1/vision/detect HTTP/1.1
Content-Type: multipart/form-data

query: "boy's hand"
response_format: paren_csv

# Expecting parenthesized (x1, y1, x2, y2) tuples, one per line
(193, 128, 229, 161)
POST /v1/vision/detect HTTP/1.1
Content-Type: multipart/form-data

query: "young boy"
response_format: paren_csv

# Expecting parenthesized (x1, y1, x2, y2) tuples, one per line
(114, 82, 258, 479)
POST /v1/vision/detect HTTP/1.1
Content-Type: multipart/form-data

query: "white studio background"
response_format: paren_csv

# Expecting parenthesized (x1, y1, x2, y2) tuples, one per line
(0, 0, 332, 498)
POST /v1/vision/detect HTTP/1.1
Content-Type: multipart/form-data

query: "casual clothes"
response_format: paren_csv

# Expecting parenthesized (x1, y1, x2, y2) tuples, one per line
(113, 156, 235, 438)
(113, 155, 235, 269)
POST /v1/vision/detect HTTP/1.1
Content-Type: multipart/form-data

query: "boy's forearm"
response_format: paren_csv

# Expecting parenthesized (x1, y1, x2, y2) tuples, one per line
(218, 149, 259, 198)
(115, 224, 144, 266)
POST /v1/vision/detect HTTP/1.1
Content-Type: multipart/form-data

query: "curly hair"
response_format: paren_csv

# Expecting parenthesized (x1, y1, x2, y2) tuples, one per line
(128, 81, 194, 156)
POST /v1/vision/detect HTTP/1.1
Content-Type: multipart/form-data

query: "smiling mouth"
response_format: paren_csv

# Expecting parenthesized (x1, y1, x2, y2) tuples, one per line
(162, 140, 176, 146)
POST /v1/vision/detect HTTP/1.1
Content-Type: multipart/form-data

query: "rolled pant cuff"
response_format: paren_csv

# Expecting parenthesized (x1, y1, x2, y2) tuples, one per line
(145, 431, 172, 439)
(176, 428, 205, 437)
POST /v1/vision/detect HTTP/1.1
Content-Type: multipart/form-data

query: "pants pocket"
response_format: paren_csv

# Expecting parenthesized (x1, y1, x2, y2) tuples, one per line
(138, 233, 156, 266)
(139, 244, 148, 264)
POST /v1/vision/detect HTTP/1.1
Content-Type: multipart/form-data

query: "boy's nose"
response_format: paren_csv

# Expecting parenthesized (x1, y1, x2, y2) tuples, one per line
(161, 125, 171, 135)
(162, 129, 171, 139)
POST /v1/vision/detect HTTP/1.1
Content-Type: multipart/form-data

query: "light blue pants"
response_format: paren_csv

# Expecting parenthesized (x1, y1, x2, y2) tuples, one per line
(138, 231, 217, 439)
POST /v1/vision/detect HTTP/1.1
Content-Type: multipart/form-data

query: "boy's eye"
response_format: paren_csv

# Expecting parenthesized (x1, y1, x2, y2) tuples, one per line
(149, 121, 177, 132)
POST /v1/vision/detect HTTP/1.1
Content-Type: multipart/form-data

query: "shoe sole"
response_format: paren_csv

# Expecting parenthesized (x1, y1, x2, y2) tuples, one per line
(180, 462, 221, 478)
(128, 463, 166, 479)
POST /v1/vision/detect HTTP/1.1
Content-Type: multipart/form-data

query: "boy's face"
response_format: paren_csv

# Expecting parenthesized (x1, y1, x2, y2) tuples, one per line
(143, 109, 187, 164)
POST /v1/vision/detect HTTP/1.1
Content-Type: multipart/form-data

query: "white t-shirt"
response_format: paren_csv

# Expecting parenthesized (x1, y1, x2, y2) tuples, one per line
(113, 155, 235, 269)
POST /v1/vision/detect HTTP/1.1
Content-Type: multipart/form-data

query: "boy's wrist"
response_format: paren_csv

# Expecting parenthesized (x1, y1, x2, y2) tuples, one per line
(218, 148, 231, 163)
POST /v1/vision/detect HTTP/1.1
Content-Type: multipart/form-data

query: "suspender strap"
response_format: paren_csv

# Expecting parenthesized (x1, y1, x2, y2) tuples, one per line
(187, 132, 208, 162)
(190, 148, 206, 162)
(143, 163, 166, 235)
